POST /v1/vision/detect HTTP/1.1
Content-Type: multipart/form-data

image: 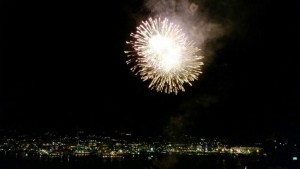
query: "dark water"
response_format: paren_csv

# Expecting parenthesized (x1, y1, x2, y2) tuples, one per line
(0, 154, 299, 169)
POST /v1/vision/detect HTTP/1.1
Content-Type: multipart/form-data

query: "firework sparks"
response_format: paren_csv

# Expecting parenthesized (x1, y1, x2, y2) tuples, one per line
(125, 17, 204, 94)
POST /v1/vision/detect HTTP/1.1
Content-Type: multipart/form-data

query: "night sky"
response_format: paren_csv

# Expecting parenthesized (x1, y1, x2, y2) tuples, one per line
(1, 0, 300, 141)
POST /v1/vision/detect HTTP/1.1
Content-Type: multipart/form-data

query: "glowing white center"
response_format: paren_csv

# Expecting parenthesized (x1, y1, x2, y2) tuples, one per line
(148, 35, 181, 71)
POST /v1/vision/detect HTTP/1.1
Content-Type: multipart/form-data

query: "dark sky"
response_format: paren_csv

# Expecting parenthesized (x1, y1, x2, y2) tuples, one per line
(1, 0, 300, 141)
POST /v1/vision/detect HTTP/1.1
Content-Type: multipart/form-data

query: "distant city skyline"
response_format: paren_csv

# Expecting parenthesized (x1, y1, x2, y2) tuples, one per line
(1, 0, 300, 142)
(0, 129, 265, 158)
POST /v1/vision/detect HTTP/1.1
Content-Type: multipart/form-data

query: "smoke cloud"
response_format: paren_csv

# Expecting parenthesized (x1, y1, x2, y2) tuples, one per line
(144, 0, 231, 60)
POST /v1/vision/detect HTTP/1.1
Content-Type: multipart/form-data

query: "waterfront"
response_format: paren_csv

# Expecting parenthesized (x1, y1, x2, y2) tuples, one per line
(0, 131, 299, 169)
(0, 153, 298, 169)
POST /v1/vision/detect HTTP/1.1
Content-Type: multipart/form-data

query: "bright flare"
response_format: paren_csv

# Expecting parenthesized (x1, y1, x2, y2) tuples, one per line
(125, 17, 204, 94)
(148, 34, 181, 71)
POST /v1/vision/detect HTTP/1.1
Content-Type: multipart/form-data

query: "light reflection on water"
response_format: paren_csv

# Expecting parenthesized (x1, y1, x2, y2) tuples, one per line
(0, 151, 298, 169)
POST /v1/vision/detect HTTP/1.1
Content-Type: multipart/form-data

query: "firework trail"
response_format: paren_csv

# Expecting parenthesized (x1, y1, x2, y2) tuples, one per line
(125, 17, 204, 94)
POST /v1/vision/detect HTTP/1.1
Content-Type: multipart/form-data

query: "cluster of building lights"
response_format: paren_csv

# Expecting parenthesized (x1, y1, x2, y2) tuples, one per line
(0, 133, 263, 158)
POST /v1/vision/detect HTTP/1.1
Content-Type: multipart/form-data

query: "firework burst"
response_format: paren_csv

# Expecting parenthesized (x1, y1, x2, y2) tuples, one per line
(125, 17, 204, 94)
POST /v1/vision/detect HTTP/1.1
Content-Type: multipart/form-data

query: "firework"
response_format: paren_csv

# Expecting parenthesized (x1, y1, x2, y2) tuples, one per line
(125, 17, 204, 94)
